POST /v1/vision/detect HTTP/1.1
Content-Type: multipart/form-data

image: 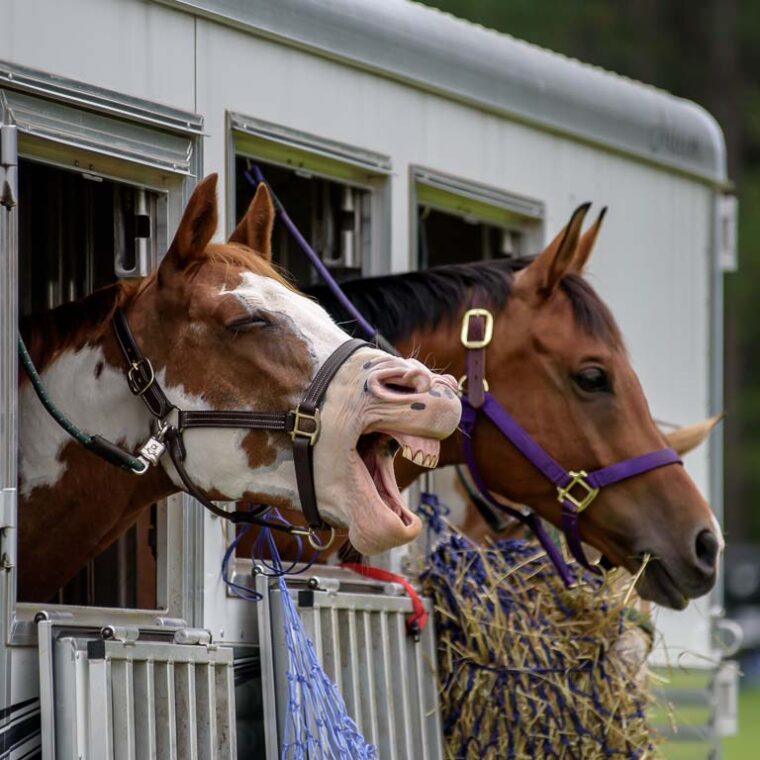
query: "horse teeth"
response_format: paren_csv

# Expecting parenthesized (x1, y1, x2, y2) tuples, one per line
(413, 450, 425, 466)
(402, 446, 413, 461)
(431, 455, 439, 468)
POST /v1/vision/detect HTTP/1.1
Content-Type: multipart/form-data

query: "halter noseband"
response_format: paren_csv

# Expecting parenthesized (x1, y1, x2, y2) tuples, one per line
(112, 307, 370, 550)
(458, 303, 682, 586)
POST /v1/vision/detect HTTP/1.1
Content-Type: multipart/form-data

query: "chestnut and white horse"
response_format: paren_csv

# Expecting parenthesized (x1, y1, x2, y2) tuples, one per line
(17, 175, 461, 601)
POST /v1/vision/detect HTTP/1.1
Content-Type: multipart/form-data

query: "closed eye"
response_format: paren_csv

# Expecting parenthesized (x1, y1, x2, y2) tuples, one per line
(225, 314, 271, 332)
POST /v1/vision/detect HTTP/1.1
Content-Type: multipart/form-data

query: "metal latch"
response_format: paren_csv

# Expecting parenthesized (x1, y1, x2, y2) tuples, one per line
(101, 625, 140, 644)
(713, 660, 740, 736)
(0, 120, 18, 210)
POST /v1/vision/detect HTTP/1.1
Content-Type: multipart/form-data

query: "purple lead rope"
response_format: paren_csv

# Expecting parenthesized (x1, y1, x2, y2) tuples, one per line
(246, 164, 387, 347)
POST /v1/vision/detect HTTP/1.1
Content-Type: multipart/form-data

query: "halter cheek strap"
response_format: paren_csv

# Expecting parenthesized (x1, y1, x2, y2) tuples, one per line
(112, 307, 369, 549)
(458, 304, 682, 586)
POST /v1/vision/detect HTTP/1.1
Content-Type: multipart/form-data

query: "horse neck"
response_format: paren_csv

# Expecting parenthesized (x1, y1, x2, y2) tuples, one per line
(18, 288, 176, 601)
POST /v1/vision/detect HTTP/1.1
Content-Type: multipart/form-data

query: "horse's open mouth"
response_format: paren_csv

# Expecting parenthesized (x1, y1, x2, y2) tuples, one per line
(355, 431, 439, 528)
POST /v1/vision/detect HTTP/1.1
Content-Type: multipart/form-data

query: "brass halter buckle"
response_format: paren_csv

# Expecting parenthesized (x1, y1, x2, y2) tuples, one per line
(290, 525, 336, 551)
(556, 470, 599, 513)
(458, 375, 489, 393)
(460, 308, 494, 349)
(127, 357, 155, 396)
(290, 407, 321, 446)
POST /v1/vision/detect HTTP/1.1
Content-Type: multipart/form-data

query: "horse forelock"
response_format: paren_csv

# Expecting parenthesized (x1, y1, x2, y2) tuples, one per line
(558, 273, 624, 350)
(198, 242, 297, 291)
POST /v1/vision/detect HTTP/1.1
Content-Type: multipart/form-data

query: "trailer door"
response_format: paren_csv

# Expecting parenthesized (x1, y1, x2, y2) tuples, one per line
(0, 95, 18, 633)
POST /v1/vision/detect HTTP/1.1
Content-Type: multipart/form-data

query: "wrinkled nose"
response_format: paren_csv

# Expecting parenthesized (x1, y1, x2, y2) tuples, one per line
(367, 364, 435, 400)
(694, 529, 720, 576)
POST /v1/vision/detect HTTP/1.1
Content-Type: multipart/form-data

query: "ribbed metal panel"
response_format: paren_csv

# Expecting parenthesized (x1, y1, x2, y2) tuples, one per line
(38, 622, 237, 759)
(262, 573, 443, 760)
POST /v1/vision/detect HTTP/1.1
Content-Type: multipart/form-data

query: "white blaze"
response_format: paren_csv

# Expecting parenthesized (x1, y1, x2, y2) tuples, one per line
(18, 345, 150, 497)
(223, 272, 348, 367)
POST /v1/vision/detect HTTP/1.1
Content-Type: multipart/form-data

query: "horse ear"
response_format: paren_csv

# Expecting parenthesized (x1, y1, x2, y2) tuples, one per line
(522, 203, 591, 296)
(228, 183, 274, 261)
(664, 414, 723, 456)
(158, 174, 218, 282)
(571, 207, 607, 274)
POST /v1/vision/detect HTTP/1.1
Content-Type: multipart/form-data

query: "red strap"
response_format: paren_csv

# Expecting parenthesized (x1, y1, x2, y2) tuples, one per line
(339, 562, 428, 638)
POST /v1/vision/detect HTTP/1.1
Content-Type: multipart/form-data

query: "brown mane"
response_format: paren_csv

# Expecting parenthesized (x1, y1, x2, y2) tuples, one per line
(20, 279, 142, 376)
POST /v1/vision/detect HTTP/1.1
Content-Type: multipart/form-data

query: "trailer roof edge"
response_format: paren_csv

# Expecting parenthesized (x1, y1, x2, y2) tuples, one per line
(153, 0, 728, 187)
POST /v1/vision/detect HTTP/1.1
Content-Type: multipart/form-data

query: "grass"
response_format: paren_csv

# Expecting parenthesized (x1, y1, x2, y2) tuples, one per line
(650, 672, 760, 759)
(652, 683, 760, 759)
(723, 686, 760, 760)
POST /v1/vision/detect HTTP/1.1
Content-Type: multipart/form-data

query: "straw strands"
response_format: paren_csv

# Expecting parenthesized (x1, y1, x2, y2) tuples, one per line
(420, 532, 658, 759)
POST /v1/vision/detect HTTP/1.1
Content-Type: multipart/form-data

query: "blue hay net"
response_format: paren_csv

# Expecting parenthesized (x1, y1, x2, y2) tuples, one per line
(221, 511, 376, 760)
(278, 571, 377, 760)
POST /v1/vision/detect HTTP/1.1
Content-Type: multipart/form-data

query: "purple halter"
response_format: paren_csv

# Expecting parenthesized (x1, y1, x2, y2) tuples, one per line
(246, 164, 681, 586)
(459, 307, 682, 586)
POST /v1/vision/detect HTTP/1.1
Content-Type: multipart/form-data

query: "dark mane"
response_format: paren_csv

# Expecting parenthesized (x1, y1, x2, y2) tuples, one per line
(307, 258, 622, 346)
(20, 279, 140, 374)
(307, 259, 522, 344)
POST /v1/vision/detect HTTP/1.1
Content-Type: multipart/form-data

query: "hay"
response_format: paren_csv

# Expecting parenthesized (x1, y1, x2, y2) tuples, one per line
(419, 530, 659, 759)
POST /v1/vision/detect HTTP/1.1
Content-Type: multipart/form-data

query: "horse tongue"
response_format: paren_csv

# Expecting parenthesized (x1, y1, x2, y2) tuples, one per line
(394, 433, 440, 468)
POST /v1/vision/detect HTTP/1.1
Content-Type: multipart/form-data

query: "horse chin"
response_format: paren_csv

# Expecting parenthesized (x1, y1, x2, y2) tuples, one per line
(593, 545, 690, 610)
(634, 559, 690, 610)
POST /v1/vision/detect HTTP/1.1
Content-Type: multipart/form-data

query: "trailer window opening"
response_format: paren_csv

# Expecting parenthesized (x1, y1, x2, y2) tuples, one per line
(234, 157, 373, 288)
(17, 158, 161, 609)
(418, 206, 527, 269)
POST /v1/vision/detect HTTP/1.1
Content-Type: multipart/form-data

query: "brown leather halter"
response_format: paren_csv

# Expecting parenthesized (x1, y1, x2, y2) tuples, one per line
(112, 307, 369, 550)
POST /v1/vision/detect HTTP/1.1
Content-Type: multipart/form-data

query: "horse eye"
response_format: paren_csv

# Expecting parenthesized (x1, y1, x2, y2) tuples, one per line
(573, 366, 612, 394)
(226, 314, 270, 332)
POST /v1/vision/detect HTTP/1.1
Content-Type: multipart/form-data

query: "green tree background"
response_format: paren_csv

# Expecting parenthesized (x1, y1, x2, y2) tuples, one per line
(420, 0, 759, 543)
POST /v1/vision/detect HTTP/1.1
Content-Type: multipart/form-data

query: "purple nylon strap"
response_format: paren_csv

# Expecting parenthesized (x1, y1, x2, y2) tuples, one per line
(461, 391, 682, 583)
(247, 164, 399, 358)
(461, 403, 577, 585)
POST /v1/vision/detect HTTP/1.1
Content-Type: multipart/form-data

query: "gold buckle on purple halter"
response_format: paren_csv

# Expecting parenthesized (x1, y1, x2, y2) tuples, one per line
(290, 407, 321, 446)
(460, 308, 494, 349)
(557, 470, 599, 512)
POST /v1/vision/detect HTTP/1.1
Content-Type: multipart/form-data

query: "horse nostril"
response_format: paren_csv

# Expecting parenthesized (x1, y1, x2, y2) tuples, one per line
(383, 381, 417, 395)
(694, 529, 720, 571)
(377, 368, 430, 396)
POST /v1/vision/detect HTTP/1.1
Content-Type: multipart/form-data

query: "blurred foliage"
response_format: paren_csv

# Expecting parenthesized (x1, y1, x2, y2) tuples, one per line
(421, 0, 760, 540)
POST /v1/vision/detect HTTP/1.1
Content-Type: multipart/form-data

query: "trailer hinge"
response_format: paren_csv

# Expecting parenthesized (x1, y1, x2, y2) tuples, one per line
(174, 627, 214, 647)
(0, 120, 18, 210)
(0, 488, 16, 533)
(717, 193, 738, 272)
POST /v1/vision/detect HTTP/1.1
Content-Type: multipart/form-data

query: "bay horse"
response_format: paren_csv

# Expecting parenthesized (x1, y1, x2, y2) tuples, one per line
(17, 174, 461, 602)
(231, 205, 722, 610)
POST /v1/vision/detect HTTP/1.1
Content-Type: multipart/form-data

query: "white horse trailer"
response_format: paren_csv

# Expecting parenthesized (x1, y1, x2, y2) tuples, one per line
(0, 0, 737, 756)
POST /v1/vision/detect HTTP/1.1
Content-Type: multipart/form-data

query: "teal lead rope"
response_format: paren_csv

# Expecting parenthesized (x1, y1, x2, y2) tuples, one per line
(17, 334, 148, 473)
